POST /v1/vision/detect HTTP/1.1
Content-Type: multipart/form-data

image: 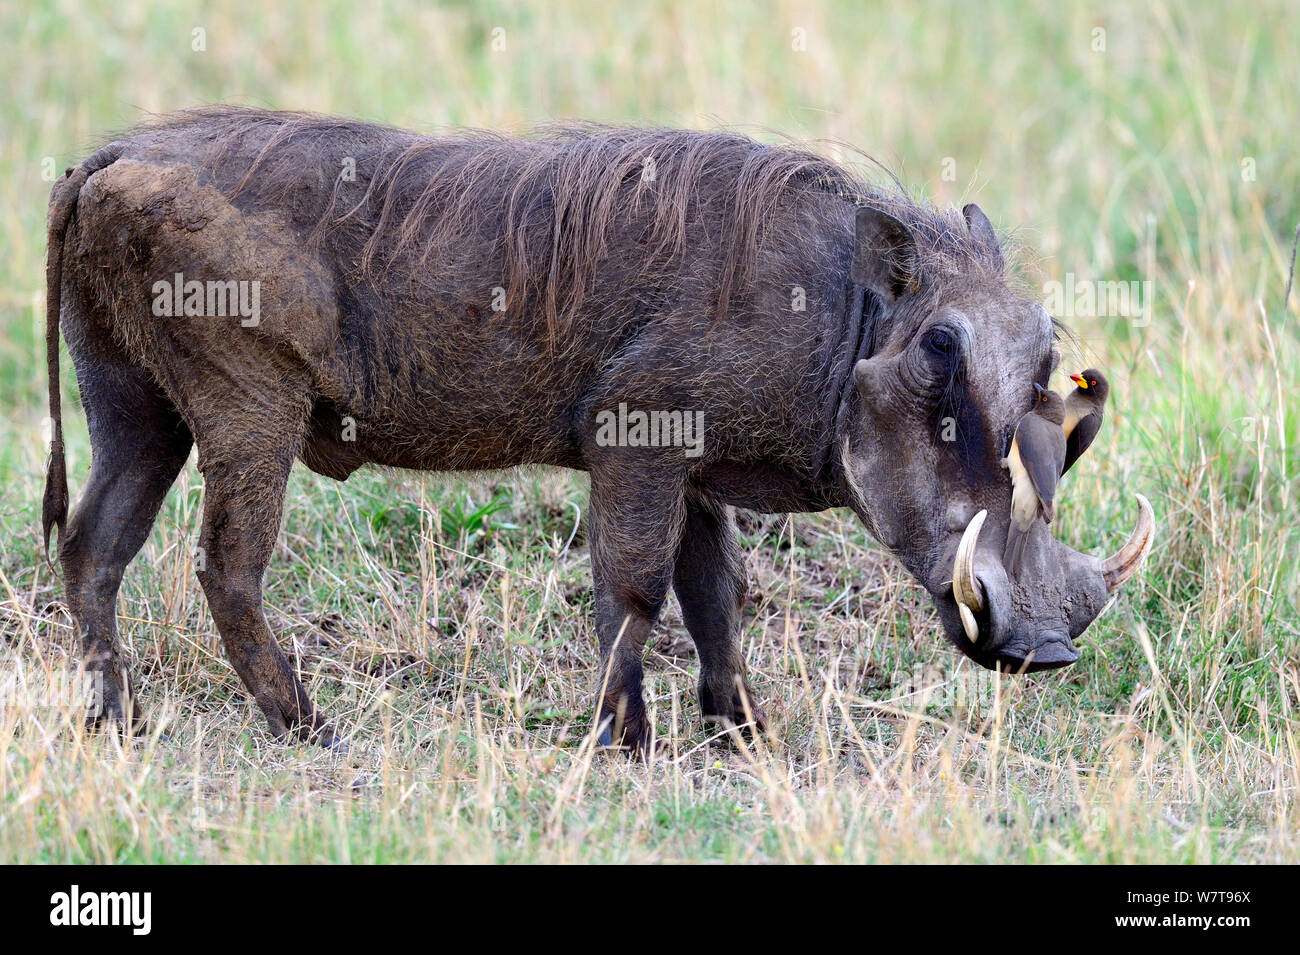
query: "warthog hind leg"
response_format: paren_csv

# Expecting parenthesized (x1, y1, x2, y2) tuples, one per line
(60, 333, 193, 735)
(192, 448, 337, 746)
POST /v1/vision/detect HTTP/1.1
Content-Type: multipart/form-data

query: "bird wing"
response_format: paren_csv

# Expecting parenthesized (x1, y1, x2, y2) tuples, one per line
(1015, 414, 1067, 510)
(1062, 410, 1102, 475)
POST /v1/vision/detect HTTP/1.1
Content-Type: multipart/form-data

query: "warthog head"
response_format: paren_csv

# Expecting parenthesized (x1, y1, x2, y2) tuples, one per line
(839, 203, 1151, 671)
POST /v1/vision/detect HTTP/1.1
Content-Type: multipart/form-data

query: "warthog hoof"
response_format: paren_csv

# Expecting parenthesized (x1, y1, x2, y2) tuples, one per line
(596, 700, 660, 759)
(85, 668, 148, 738)
(700, 679, 769, 741)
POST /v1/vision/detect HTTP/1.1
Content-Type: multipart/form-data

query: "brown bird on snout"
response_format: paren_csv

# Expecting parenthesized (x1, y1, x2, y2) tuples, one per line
(1002, 384, 1067, 579)
(1062, 368, 1109, 475)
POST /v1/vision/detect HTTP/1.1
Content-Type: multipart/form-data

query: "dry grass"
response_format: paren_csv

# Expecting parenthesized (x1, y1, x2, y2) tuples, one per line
(0, 0, 1297, 862)
(2, 459, 1296, 863)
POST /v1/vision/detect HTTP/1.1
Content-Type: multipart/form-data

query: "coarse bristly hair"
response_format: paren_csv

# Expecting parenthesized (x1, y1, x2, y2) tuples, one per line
(126, 107, 1012, 333)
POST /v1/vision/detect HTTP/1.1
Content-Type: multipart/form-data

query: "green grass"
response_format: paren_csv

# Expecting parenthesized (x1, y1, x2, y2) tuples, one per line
(0, 0, 1297, 863)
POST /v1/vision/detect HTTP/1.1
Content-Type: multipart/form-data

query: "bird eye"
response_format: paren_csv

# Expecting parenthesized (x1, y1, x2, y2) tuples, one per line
(1090, 379, 1097, 387)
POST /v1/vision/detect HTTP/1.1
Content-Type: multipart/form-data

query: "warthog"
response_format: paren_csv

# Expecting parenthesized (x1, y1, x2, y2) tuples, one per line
(43, 108, 1151, 751)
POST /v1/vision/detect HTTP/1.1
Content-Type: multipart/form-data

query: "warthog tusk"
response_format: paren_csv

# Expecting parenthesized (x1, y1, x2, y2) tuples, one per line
(1101, 493, 1154, 593)
(953, 509, 986, 642)
(958, 604, 979, 644)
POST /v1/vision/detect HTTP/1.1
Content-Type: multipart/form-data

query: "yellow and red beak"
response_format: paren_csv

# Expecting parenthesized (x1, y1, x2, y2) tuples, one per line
(1069, 373, 1087, 389)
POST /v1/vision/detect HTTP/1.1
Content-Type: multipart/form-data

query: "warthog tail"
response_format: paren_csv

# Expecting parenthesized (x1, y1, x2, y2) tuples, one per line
(43, 144, 122, 566)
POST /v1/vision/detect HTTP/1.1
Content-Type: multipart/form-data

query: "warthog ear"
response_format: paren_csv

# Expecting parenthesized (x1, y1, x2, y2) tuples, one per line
(852, 206, 917, 300)
(962, 203, 1004, 272)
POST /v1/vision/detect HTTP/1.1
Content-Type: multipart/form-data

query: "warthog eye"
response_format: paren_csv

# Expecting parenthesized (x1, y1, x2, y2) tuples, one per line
(924, 327, 954, 356)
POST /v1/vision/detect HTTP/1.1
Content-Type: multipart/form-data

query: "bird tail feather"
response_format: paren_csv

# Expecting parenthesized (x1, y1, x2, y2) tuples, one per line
(1004, 524, 1029, 580)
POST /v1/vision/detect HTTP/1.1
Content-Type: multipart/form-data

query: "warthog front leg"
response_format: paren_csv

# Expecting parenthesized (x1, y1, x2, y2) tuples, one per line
(585, 469, 685, 756)
(673, 490, 767, 735)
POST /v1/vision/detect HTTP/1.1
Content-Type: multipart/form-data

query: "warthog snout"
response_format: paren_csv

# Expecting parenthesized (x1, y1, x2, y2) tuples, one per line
(939, 496, 1154, 671)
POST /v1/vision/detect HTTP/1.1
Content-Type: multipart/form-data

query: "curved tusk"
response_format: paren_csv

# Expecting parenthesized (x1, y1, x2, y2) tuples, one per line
(958, 603, 980, 644)
(953, 509, 987, 642)
(1101, 494, 1154, 593)
(953, 509, 986, 611)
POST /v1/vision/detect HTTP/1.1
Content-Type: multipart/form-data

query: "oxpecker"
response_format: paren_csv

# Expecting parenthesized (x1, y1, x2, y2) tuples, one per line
(1003, 384, 1067, 579)
(1062, 368, 1109, 475)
